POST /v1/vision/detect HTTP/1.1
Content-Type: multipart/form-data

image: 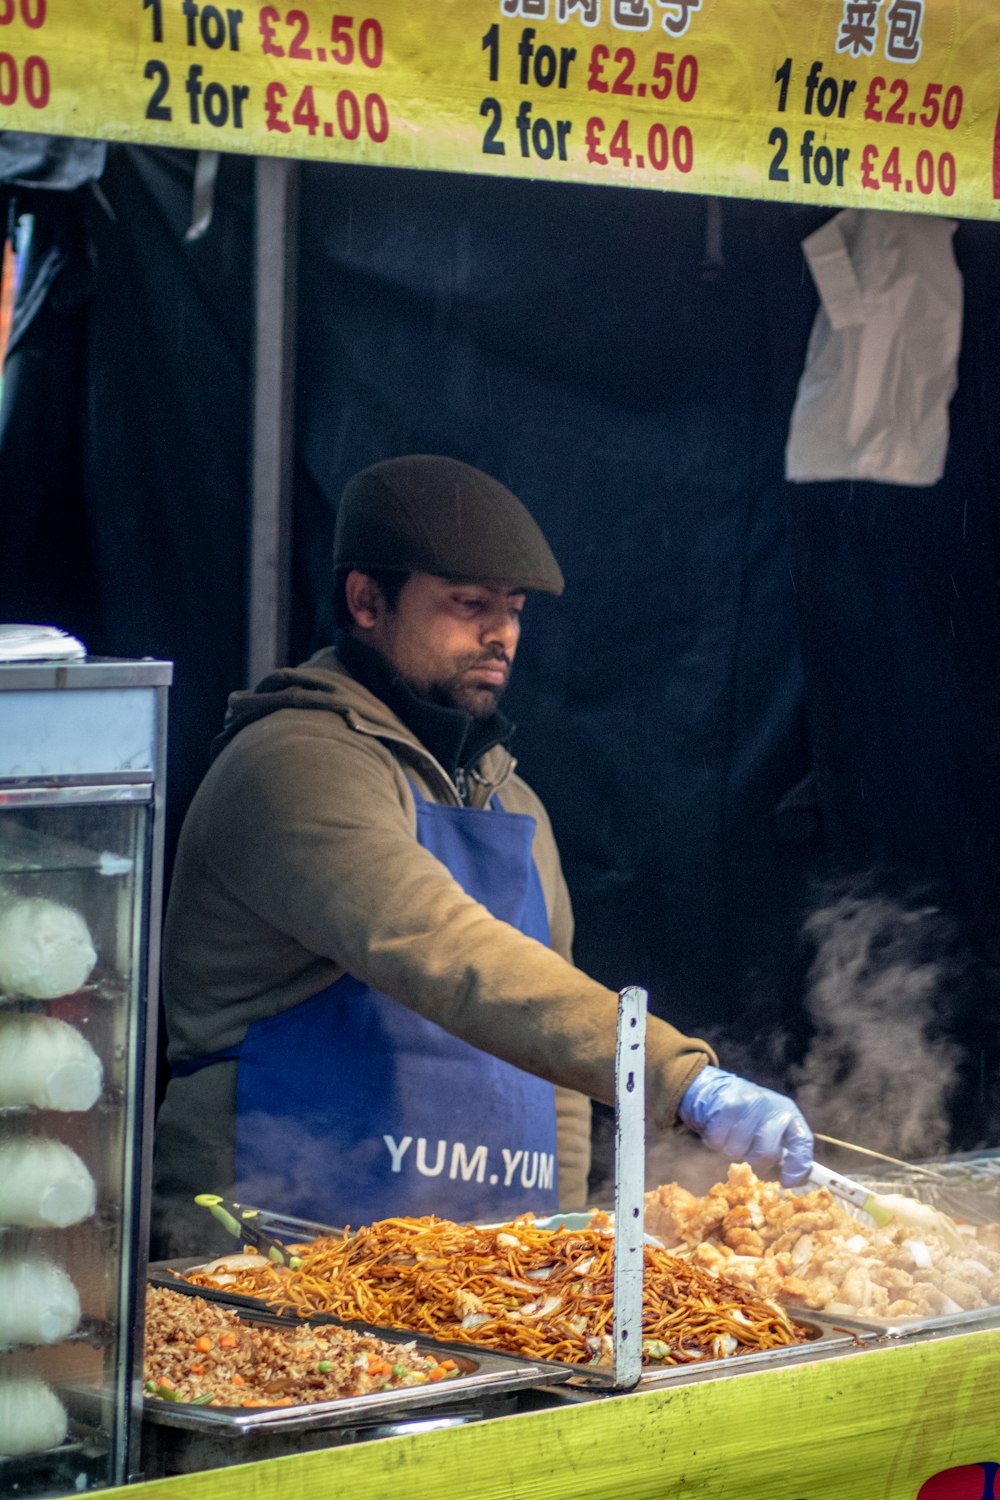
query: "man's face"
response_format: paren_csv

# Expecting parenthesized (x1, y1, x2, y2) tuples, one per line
(355, 572, 525, 717)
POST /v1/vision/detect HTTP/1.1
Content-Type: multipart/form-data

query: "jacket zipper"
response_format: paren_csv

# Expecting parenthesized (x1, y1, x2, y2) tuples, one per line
(347, 717, 516, 805)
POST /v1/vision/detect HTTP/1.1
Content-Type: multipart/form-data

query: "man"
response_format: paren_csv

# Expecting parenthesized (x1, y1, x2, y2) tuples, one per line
(152, 455, 812, 1256)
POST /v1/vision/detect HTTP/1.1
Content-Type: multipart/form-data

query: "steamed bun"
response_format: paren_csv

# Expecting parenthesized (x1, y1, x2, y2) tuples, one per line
(0, 1015, 103, 1112)
(0, 898, 97, 999)
(0, 1254, 81, 1346)
(0, 1377, 68, 1455)
(0, 1137, 96, 1228)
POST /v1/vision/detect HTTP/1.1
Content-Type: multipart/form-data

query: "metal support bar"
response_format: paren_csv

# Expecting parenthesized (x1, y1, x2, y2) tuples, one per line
(248, 156, 300, 687)
(612, 984, 647, 1390)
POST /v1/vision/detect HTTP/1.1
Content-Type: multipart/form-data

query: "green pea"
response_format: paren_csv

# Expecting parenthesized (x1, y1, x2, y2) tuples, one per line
(317, 1360, 332, 1373)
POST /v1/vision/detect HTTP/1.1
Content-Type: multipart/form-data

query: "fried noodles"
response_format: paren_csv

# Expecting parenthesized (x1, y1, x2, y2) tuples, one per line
(182, 1214, 804, 1367)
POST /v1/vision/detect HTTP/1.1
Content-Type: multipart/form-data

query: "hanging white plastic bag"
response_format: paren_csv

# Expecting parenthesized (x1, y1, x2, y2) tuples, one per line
(785, 209, 962, 486)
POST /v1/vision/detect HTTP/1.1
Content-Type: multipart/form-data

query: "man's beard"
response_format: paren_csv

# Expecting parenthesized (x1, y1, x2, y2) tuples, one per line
(412, 649, 510, 718)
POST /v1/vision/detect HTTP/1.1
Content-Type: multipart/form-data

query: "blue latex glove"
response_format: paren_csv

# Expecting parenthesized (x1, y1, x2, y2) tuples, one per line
(678, 1066, 814, 1187)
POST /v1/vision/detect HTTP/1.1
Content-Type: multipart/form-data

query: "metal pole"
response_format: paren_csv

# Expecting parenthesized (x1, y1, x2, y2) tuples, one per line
(612, 984, 647, 1389)
(248, 155, 300, 687)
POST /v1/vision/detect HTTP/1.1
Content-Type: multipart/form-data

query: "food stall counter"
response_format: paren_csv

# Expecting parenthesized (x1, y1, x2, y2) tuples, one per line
(116, 1316, 1000, 1500)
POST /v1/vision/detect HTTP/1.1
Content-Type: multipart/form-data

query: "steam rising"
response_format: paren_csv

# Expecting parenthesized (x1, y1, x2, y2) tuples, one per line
(790, 879, 962, 1161)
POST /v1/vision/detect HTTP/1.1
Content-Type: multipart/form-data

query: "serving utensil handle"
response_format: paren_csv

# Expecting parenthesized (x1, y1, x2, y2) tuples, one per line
(804, 1163, 894, 1227)
(194, 1193, 302, 1266)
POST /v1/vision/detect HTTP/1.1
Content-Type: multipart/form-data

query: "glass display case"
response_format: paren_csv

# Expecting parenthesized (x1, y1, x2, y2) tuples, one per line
(0, 656, 171, 1495)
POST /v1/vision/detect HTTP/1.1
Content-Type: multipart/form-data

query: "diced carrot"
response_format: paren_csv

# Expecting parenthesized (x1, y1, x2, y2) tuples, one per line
(194, 1336, 213, 1353)
(427, 1365, 447, 1383)
(157, 1376, 175, 1391)
(218, 1332, 238, 1348)
(230, 1374, 245, 1387)
(190, 1362, 206, 1375)
(439, 1360, 458, 1371)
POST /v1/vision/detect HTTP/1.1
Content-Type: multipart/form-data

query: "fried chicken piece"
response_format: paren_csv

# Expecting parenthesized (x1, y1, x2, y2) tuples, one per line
(747, 1261, 785, 1299)
(779, 1275, 816, 1305)
(720, 1206, 765, 1256)
(690, 1194, 732, 1242)
(643, 1184, 699, 1246)
(940, 1274, 987, 1309)
(868, 1264, 916, 1298)
(688, 1242, 733, 1274)
(798, 1276, 839, 1310)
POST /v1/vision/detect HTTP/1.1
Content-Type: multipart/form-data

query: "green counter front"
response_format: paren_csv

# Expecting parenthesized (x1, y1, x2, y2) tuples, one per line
(119, 1323, 1000, 1500)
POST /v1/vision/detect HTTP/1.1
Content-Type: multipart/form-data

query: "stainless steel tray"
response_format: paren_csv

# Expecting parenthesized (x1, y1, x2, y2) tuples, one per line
(142, 1290, 565, 1437)
(619, 1314, 872, 1389)
(787, 1304, 1000, 1338)
(147, 1260, 856, 1393)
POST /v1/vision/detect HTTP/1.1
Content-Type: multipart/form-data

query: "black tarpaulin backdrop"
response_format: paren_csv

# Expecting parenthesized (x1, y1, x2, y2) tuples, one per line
(1, 144, 998, 1163)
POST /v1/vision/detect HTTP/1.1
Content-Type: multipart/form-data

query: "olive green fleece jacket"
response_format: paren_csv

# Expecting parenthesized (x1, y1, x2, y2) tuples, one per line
(152, 648, 714, 1257)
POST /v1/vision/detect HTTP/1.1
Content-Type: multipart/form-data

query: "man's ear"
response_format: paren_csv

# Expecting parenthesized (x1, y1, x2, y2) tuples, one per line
(343, 570, 384, 629)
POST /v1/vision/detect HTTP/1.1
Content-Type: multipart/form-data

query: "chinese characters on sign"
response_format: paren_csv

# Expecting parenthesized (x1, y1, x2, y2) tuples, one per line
(501, 0, 703, 39)
(836, 0, 924, 63)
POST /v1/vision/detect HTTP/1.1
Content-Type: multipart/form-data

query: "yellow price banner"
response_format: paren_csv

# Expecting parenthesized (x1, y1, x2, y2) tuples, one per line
(0, 0, 998, 219)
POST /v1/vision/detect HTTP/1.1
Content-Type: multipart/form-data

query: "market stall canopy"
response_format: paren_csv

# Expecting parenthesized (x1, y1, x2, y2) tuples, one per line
(0, 0, 996, 220)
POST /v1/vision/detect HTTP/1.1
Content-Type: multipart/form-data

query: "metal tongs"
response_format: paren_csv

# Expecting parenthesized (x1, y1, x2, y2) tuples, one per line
(806, 1163, 965, 1250)
(194, 1193, 304, 1267)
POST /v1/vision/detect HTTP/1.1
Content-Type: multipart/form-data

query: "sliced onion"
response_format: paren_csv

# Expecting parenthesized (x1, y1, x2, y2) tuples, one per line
(494, 1276, 542, 1294)
(903, 1239, 932, 1270)
(789, 1234, 814, 1269)
(198, 1253, 270, 1275)
(460, 1312, 492, 1330)
(961, 1260, 993, 1277)
(521, 1294, 564, 1321)
(710, 1334, 739, 1358)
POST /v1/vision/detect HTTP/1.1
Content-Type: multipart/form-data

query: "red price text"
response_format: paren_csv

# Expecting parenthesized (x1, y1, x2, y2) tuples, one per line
(258, 9, 383, 68)
(863, 77, 963, 130)
(264, 79, 389, 142)
(587, 45, 697, 103)
(860, 142, 956, 197)
(586, 115, 693, 174)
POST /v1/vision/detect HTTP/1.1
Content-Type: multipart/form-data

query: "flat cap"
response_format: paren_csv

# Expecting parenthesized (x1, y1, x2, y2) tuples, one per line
(333, 455, 564, 595)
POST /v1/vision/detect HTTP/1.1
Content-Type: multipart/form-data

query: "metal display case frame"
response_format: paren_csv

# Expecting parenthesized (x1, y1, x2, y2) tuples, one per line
(0, 656, 172, 1493)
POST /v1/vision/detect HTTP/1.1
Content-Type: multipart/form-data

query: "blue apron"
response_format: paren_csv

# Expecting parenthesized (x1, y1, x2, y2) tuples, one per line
(232, 779, 559, 1226)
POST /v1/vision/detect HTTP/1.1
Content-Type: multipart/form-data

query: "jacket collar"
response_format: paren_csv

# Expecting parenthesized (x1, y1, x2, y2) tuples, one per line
(334, 633, 513, 787)
(212, 644, 517, 803)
